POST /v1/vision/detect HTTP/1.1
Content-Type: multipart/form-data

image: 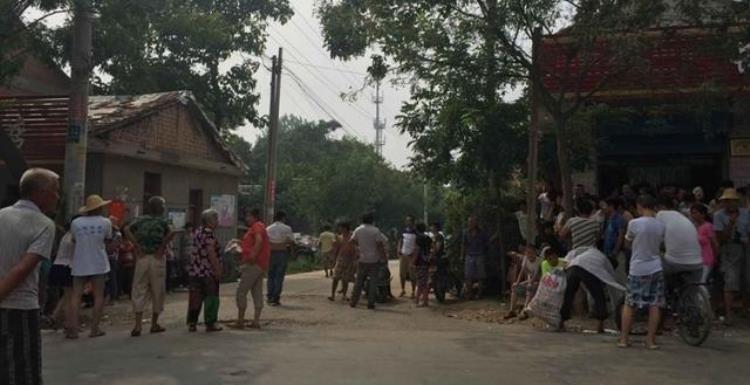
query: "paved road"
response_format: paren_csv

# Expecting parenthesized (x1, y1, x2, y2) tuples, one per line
(44, 261, 750, 385)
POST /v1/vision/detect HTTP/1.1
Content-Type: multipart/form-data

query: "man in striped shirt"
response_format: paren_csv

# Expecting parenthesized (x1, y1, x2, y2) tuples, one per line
(559, 199, 601, 250)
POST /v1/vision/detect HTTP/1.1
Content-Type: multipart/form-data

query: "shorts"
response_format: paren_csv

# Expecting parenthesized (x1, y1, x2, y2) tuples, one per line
(464, 255, 486, 282)
(720, 243, 745, 292)
(399, 254, 416, 281)
(626, 271, 666, 309)
(49, 264, 73, 288)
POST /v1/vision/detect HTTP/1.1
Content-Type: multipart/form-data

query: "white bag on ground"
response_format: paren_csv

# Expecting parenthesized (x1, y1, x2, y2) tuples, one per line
(526, 268, 567, 326)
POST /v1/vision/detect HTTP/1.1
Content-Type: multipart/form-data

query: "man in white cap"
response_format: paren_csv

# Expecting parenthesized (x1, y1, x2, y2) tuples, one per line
(68, 194, 113, 339)
(713, 187, 750, 325)
(0, 168, 59, 385)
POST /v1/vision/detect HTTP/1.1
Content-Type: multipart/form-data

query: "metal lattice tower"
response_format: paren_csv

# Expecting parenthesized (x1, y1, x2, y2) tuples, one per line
(373, 79, 385, 156)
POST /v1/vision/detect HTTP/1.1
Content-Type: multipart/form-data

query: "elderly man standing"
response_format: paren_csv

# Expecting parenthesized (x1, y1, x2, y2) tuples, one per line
(0, 168, 59, 385)
(126, 196, 175, 337)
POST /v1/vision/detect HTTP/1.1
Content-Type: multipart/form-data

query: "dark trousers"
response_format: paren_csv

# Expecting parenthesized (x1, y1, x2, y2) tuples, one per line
(351, 262, 379, 307)
(560, 266, 608, 321)
(119, 265, 134, 298)
(106, 258, 119, 300)
(187, 276, 220, 326)
(0, 309, 42, 385)
(267, 251, 289, 303)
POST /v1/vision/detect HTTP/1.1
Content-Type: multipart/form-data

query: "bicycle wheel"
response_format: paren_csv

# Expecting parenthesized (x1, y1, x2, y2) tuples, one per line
(677, 285, 712, 347)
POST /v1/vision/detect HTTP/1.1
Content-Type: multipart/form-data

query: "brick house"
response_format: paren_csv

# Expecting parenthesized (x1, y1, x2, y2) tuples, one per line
(0, 91, 245, 241)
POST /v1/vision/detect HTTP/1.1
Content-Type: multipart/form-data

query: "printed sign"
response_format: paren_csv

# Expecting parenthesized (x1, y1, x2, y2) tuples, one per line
(210, 194, 236, 227)
(168, 209, 187, 229)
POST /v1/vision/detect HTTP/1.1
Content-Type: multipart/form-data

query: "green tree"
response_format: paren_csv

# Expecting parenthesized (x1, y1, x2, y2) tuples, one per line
(0, 1, 67, 85)
(316, 0, 699, 216)
(47, 0, 292, 130)
(225, 115, 441, 234)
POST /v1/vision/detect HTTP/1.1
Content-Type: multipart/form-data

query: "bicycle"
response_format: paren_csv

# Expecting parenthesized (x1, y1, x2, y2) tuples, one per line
(615, 271, 712, 346)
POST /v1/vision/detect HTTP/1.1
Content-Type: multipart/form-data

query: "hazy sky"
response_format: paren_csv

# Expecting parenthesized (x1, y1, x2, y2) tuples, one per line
(241, 1, 414, 169)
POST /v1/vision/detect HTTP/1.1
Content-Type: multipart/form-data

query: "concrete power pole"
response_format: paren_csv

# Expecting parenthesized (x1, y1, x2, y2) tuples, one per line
(264, 48, 283, 224)
(63, 0, 93, 220)
(526, 29, 542, 247)
(373, 80, 385, 157)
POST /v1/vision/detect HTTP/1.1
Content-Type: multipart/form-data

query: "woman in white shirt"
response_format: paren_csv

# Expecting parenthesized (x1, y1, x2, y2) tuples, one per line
(67, 195, 113, 339)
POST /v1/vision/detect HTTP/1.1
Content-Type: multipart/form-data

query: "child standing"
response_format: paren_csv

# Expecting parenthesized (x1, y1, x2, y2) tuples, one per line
(620, 195, 666, 349)
(504, 246, 542, 320)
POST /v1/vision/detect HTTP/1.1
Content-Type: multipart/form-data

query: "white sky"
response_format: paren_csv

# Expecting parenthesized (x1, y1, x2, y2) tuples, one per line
(26, 1, 415, 169)
(240, 1, 414, 169)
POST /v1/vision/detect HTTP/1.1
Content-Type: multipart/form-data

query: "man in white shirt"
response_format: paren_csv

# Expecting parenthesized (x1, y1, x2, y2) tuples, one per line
(0, 169, 59, 385)
(350, 213, 386, 309)
(620, 195, 666, 350)
(266, 211, 295, 306)
(656, 197, 703, 283)
(396, 215, 417, 298)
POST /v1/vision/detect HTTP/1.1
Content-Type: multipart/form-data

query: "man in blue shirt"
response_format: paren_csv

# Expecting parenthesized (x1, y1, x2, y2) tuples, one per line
(603, 197, 626, 269)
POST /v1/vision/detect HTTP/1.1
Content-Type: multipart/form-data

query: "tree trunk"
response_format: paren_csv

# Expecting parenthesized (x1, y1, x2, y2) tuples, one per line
(555, 120, 574, 220)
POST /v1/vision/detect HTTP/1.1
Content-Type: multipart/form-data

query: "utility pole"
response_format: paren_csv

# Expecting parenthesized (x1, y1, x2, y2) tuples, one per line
(526, 29, 542, 247)
(63, 0, 93, 220)
(264, 48, 283, 224)
(373, 79, 385, 157)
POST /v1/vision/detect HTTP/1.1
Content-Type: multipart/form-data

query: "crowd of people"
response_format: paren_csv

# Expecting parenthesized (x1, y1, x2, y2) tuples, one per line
(505, 180, 750, 348)
(3, 167, 750, 383)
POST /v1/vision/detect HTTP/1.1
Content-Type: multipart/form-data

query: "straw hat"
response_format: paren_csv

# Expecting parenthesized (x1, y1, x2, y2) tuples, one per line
(79, 194, 112, 214)
(719, 188, 741, 201)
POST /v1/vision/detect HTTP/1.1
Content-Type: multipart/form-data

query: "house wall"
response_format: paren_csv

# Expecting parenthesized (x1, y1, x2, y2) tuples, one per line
(103, 105, 229, 165)
(99, 154, 239, 244)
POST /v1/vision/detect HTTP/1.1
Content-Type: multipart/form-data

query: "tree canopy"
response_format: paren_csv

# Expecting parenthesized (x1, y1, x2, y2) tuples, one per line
(316, 0, 744, 218)
(224, 115, 442, 234)
(43, 0, 292, 130)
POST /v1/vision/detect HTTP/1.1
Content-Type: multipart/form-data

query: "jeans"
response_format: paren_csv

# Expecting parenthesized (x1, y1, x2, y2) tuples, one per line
(351, 262, 379, 307)
(267, 251, 289, 303)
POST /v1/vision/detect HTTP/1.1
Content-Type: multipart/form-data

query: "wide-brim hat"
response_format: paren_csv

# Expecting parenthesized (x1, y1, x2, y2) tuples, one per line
(719, 188, 741, 201)
(79, 194, 112, 213)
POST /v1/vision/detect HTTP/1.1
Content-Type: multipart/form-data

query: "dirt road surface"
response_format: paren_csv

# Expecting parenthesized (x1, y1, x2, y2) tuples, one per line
(44, 261, 750, 385)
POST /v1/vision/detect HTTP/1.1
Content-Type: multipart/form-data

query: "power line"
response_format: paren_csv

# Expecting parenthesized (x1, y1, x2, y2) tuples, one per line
(283, 59, 367, 76)
(264, 33, 376, 123)
(283, 66, 369, 142)
(288, 4, 364, 86)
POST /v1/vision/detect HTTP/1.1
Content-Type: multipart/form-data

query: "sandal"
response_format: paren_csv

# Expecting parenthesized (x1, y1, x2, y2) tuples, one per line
(328, 296, 335, 302)
(188, 324, 197, 333)
(130, 329, 141, 337)
(249, 322, 261, 329)
(150, 325, 166, 334)
(90, 330, 106, 338)
(206, 325, 223, 332)
(617, 341, 632, 348)
(503, 312, 517, 320)
(518, 312, 529, 321)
